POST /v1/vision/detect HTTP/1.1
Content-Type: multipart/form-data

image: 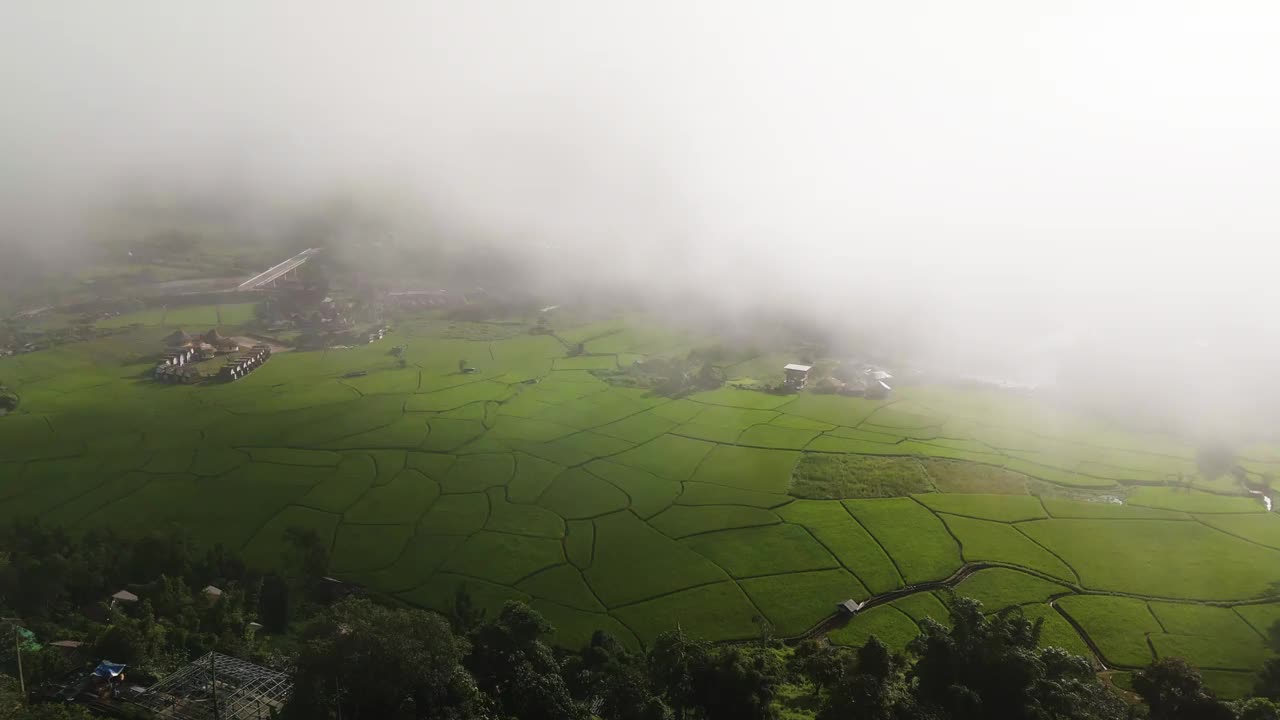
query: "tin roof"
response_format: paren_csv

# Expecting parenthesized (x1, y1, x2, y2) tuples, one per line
(783, 364, 813, 372)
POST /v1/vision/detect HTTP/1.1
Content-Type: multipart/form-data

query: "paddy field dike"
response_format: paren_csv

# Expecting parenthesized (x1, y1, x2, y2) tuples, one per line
(3, 315, 1279, 697)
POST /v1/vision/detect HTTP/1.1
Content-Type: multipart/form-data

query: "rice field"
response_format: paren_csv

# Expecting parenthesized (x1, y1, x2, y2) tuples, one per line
(1, 319, 1277, 681)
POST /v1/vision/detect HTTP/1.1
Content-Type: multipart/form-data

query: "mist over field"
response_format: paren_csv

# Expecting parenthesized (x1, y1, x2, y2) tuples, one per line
(3, 0, 1279, 435)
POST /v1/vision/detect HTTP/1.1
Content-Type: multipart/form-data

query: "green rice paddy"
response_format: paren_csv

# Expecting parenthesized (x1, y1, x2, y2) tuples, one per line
(1, 317, 1277, 681)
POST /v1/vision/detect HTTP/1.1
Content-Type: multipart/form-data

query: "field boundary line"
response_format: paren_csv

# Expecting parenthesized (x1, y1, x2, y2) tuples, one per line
(1010, 523, 1083, 585)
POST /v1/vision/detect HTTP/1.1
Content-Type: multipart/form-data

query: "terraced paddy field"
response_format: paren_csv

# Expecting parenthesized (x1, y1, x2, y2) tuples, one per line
(2, 316, 1279, 693)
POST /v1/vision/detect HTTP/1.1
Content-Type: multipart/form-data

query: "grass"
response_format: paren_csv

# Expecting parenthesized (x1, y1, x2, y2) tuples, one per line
(1020, 604, 1093, 658)
(343, 469, 441, 524)
(594, 411, 679, 444)
(649, 505, 781, 538)
(1234, 603, 1280, 638)
(829, 605, 920, 651)
(920, 459, 1030, 494)
(681, 524, 839, 578)
(940, 515, 1077, 581)
(585, 460, 681, 518)
(612, 582, 763, 645)
(565, 520, 594, 569)
(776, 500, 903, 594)
(7, 321, 1280, 670)
(1195, 512, 1280, 549)
(418, 493, 490, 535)
(439, 453, 515, 493)
(517, 564, 604, 612)
(441, 531, 564, 584)
(506, 453, 564, 503)
(1041, 497, 1189, 520)
(915, 493, 1046, 522)
(612, 434, 716, 481)
(844, 498, 962, 585)
(537, 468, 630, 519)
(1147, 601, 1270, 670)
(676, 482, 793, 508)
(1019, 519, 1280, 600)
(330, 523, 415, 573)
(531, 600, 640, 651)
(950, 567, 1072, 610)
(689, 445, 799, 494)
(781, 394, 884, 428)
(1125, 487, 1264, 514)
(1056, 595, 1161, 667)
(790, 454, 933, 499)
(741, 569, 869, 636)
(737, 424, 821, 449)
(892, 592, 952, 626)
(356, 534, 464, 593)
(585, 511, 727, 607)
(485, 487, 565, 538)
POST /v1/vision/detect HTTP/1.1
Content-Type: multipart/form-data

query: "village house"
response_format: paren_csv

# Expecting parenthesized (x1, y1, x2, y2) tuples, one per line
(220, 344, 272, 381)
(783, 363, 813, 390)
(865, 368, 894, 398)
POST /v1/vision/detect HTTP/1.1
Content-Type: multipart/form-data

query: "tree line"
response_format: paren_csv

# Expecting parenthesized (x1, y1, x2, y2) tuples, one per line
(1, 519, 1280, 719)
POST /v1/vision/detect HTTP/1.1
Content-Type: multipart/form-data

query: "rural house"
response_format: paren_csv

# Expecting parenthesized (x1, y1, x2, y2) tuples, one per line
(220, 344, 272, 381)
(865, 368, 893, 398)
(783, 363, 813, 390)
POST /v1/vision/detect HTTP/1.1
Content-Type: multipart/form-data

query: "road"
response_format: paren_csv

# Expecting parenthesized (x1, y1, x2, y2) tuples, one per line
(236, 248, 321, 291)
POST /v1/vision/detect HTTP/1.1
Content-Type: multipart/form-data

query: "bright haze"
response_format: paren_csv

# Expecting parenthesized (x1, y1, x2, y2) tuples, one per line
(3, 1, 1279, 435)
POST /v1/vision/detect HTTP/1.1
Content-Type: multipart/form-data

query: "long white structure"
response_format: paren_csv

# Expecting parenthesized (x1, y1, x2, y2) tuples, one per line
(236, 248, 321, 291)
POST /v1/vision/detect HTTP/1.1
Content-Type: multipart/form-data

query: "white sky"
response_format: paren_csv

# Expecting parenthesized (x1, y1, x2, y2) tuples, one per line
(2, 1, 1279, 413)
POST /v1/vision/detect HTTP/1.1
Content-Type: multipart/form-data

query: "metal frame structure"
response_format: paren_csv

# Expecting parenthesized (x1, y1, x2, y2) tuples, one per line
(127, 652, 292, 720)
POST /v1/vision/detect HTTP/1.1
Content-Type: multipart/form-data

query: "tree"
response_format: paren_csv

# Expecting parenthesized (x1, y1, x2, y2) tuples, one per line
(284, 527, 330, 586)
(1236, 698, 1280, 720)
(0, 676, 93, 719)
(466, 602, 586, 720)
(563, 631, 665, 720)
(787, 639, 852, 694)
(689, 645, 782, 720)
(648, 628, 709, 719)
(285, 598, 489, 720)
(1133, 658, 1234, 720)
(258, 573, 290, 633)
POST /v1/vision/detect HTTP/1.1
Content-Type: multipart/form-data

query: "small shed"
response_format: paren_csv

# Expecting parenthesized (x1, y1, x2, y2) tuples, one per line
(111, 589, 138, 604)
(202, 585, 223, 604)
(783, 364, 813, 390)
(864, 369, 894, 398)
(837, 599, 863, 615)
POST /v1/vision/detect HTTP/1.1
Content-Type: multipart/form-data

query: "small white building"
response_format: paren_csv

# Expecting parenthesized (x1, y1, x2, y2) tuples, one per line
(783, 364, 813, 390)
(865, 369, 893, 397)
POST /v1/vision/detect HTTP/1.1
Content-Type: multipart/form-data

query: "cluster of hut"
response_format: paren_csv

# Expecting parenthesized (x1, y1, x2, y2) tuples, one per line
(784, 363, 895, 398)
(220, 344, 271, 381)
(153, 329, 246, 384)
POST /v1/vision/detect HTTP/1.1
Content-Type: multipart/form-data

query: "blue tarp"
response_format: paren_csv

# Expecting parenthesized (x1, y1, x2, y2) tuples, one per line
(93, 661, 127, 679)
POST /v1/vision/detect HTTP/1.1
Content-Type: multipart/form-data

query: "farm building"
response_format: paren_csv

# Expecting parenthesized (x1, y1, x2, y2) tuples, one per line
(220, 344, 271, 382)
(865, 369, 893, 398)
(125, 652, 293, 720)
(837, 599, 864, 615)
(164, 329, 194, 347)
(158, 346, 197, 368)
(783, 363, 813, 390)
